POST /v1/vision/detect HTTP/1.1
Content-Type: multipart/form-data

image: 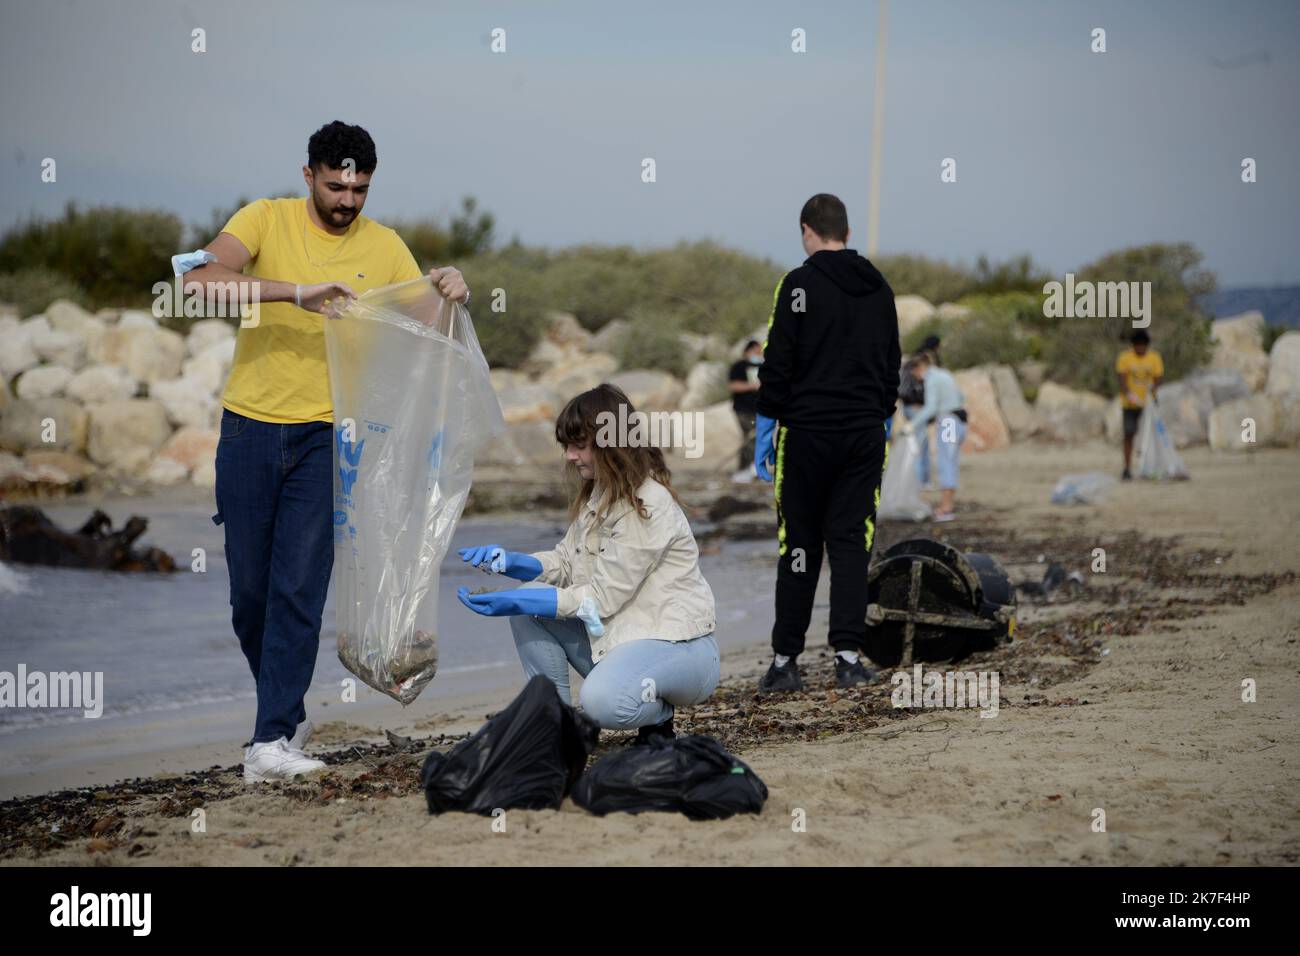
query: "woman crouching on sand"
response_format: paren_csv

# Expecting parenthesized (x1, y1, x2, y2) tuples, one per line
(456, 384, 720, 744)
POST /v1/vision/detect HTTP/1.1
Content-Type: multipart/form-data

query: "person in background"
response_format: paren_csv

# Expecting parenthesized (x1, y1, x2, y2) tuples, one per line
(897, 335, 941, 485)
(753, 193, 900, 693)
(729, 340, 764, 483)
(899, 350, 966, 522)
(456, 384, 720, 744)
(1116, 329, 1164, 480)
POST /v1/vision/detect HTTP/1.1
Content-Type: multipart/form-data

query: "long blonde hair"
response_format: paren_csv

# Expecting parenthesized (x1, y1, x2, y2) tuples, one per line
(554, 384, 683, 522)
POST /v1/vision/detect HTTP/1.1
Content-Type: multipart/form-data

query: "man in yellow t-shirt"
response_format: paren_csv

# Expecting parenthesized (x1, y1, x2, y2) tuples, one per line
(1116, 329, 1164, 480)
(181, 121, 472, 783)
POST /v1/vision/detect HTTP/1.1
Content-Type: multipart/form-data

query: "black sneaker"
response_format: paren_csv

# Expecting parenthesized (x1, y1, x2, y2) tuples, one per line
(758, 659, 802, 693)
(1121, 468, 1132, 481)
(835, 655, 876, 688)
(632, 716, 675, 746)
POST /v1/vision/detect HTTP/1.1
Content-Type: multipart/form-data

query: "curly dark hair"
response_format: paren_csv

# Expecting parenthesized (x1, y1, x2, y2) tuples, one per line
(307, 121, 377, 174)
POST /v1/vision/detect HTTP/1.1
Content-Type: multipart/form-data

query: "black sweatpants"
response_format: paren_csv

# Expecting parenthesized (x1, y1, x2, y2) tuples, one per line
(771, 423, 887, 657)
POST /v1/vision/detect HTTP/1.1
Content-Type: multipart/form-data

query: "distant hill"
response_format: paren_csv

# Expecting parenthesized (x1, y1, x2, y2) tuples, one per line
(1197, 286, 1300, 328)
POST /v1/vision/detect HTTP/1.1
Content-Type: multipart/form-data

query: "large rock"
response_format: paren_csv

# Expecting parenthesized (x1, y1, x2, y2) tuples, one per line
(192, 461, 216, 489)
(986, 364, 1037, 439)
(15, 365, 75, 400)
(0, 318, 40, 380)
(477, 421, 562, 470)
(150, 375, 220, 428)
(591, 318, 631, 354)
(0, 397, 89, 453)
(536, 351, 619, 400)
(1209, 311, 1269, 391)
(144, 457, 189, 486)
(936, 302, 971, 321)
(0, 451, 24, 485)
(608, 369, 684, 411)
(496, 384, 562, 425)
(65, 364, 139, 404)
(678, 332, 730, 364)
(0, 374, 10, 415)
(181, 337, 236, 395)
(541, 312, 592, 351)
(45, 299, 97, 334)
(489, 368, 529, 391)
(185, 318, 236, 356)
(665, 400, 742, 474)
(1265, 331, 1300, 394)
(90, 326, 185, 382)
(1209, 392, 1300, 450)
(1151, 368, 1250, 447)
(117, 310, 159, 330)
(894, 295, 936, 339)
(21, 449, 97, 482)
(86, 399, 172, 466)
(680, 360, 730, 410)
(952, 369, 1010, 452)
(1016, 360, 1047, 391)
(31, 327, 87, 370)
(158, 425, 219, 473)
(1034, 382, 1109, 441)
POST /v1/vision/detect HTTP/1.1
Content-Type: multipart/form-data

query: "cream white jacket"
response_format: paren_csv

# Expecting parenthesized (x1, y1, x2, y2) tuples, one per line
(530, 477, 717, 662)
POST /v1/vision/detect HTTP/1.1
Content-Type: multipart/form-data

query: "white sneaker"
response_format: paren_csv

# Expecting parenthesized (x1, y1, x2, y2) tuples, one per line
(243, 737, 326, 784)
(289, 719, 313, 751)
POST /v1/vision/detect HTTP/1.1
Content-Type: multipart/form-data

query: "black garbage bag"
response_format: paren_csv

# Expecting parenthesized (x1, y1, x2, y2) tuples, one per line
(572, 734, 768, 821)
(419, 675, 599, 815)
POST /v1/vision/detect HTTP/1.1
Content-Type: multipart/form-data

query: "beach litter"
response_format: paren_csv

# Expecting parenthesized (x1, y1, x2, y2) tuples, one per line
(1051, 471, 1117, 505)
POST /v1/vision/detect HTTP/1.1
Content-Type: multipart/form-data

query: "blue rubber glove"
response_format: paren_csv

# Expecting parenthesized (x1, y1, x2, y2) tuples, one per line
(457, 586, 558, 618)
(883, 415, 893, 441)
(457, 544, 542, 582)
(754, 414, 778, 482)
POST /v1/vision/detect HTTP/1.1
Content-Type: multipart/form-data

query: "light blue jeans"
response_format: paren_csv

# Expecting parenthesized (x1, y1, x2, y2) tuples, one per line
(934, 414, 967, 489)
(508, 613, 721, 729)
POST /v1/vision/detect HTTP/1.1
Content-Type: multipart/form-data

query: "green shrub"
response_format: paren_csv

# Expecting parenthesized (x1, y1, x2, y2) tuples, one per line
(1039, 243, 1215, 396)
(874, 254, 976, 304)
(0, 203, 182, 308)
(457, 255, 550, 367)
(0, 267, 89, 318)
(615, 308, 692, 378)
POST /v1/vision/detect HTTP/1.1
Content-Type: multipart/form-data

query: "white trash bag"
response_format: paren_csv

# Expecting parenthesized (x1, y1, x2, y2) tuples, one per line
(878, 431, 931, 521)
(1135, 397, 1189, 480)
(324, 276, 504, 704)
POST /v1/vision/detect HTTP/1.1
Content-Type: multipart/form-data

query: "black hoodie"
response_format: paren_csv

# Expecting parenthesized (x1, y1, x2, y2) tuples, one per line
(756, 248, 901, 431)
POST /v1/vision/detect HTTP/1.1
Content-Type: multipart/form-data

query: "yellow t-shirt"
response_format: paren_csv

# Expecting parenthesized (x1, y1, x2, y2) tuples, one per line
(219, 197, 424, 424)
(1116, 348, 1164, 409)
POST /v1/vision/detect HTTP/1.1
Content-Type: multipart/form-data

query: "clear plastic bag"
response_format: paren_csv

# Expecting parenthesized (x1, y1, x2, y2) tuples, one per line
(324, 276, 505, 704)
(878, 431, 931, 521)
(1135, 397, 1189, 480)
(1051, 471, 1117, 505)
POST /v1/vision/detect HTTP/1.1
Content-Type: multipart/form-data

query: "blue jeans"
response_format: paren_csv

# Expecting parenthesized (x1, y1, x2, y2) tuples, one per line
(213, 408, 334, 744)
(509, 614, 721, 729)
(934, 414, 967, 489)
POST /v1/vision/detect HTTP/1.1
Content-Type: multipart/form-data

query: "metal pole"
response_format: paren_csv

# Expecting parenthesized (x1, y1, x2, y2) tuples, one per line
(867, 0, 889, 258)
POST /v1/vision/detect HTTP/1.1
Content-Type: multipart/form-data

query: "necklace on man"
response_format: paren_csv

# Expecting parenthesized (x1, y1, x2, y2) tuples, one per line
(302, 199, 356, 268)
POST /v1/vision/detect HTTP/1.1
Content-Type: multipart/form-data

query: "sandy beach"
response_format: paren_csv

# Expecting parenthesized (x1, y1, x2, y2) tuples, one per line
(2, 439, 1298, 866)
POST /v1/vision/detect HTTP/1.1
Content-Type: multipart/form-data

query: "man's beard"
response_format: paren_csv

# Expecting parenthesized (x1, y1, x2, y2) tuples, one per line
(311, 191, 356, 228)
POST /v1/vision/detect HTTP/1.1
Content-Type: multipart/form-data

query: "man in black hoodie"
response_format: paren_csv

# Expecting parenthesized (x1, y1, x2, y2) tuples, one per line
(754, 193, 901, 692)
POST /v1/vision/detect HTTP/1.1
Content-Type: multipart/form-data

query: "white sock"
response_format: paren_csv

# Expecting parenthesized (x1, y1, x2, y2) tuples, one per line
(774, 653, 792, 668)
(836, 650, 860, 664)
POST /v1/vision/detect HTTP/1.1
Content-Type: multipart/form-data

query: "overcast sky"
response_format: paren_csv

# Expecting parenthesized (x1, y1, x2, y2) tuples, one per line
(1, 0, 1297, 287)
